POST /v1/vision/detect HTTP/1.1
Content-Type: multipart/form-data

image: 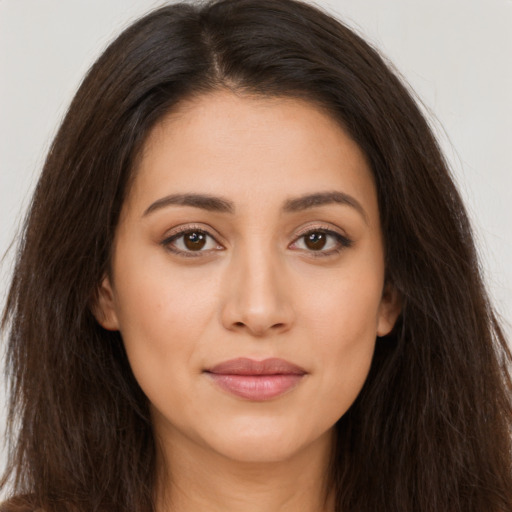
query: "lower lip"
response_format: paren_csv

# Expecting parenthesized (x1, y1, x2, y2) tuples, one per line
(207, 373, 304, 400)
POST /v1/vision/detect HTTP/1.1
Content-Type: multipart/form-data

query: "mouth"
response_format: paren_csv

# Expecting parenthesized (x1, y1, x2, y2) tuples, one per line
(204, 357, 307, 401)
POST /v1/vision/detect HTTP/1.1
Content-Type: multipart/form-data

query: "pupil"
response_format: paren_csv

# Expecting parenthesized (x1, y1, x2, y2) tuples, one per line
(184, 232, 206, 250)
(305, 232, 326, 250)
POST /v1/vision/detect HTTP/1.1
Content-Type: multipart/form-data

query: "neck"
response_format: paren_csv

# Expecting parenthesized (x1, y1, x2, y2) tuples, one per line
(154, 427, 336, 512)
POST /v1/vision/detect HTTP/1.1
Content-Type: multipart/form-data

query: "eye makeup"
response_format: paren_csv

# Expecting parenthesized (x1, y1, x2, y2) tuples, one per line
(160, 222, 353, 259)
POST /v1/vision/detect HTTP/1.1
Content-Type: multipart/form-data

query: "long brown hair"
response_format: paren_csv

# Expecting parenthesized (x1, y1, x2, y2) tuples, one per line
(2, 1, 511, 511)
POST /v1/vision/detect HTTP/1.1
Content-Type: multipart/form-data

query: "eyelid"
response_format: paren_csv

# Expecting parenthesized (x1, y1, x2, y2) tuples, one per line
(160, 222, 353, 258)
(160, 224, 225, 257)
(289, 223, 353, 256)
(293, 222, 344, 237)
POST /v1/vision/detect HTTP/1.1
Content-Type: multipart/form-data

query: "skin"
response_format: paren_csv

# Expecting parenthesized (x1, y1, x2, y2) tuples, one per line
(95, 90, 401, 512)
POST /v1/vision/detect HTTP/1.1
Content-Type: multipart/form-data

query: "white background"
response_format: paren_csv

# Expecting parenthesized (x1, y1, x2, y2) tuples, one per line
(1, 0, 511, 489)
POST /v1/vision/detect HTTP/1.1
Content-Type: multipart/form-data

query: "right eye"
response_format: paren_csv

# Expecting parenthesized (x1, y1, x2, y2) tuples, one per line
(162, 228, 224, 257)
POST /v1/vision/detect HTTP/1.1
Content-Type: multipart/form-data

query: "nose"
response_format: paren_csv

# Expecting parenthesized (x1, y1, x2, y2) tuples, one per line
(220, 246, 295, 337)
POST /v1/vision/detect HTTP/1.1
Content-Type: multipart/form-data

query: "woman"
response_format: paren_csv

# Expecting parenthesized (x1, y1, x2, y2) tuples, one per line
(1, 0, 511, 511)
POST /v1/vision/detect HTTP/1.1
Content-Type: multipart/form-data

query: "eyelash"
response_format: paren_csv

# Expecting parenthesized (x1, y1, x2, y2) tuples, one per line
(161, 225, 353, 258)
(291, 227, 353, 257)
(161, 225, 222, 258)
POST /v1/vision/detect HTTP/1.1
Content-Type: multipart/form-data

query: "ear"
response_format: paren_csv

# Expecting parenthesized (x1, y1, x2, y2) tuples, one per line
(91, 275, 120, 331)
(376, 281, 402, 337)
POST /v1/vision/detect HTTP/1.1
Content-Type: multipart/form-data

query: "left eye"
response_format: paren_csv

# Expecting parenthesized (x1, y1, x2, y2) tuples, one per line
(163, 230, 222, 254)
(291, 230, 351, 253)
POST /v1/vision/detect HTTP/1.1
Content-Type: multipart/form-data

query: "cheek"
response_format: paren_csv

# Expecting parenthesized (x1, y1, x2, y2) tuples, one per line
(110, 250, 220, 394)
(114, 240, 220, 332)
(297, 267, 383, 417)
(298, 253, 384, 344)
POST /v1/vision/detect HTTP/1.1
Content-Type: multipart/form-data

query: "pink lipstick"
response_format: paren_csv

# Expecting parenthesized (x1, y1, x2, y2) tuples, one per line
(205, 357, 306, 401)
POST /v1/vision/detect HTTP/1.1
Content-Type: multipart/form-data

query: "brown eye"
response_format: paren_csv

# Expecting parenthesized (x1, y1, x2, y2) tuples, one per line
(184, 232, 207, 251)
(304, 232, 327, 250)
(162, 228, 222, 256)
(290, 228, 353, 256)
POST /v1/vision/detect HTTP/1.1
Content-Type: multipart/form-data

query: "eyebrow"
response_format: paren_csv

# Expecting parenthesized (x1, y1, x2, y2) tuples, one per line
(283, 191, 368, 223)
(143, 193, 235, 216)
(143, 190, 367, 222)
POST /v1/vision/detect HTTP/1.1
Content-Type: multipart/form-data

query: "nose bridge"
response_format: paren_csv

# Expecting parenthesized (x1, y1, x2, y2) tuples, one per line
(220, 236, 293, 336)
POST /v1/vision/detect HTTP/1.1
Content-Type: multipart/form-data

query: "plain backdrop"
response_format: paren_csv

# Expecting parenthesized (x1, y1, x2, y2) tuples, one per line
(1, 0, 511, 488)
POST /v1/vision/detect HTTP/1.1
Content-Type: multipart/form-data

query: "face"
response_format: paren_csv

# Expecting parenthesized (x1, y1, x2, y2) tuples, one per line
(95, 90, 400, 464)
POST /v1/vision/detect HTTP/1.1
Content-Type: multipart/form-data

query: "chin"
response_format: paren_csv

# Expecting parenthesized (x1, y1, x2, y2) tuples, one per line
(212, 439, 308, 464)
(199, 418, 333, 464)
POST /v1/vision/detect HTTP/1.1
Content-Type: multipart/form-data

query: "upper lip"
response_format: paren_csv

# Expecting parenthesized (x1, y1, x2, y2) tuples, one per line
(206, 357, 307, 376)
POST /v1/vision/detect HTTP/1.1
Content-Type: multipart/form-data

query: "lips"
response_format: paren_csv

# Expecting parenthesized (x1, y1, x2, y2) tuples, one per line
(205, 357, 307, 401)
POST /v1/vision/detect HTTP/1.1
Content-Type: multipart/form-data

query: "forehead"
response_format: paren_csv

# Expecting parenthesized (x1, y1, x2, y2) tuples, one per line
(127, 90, 378, 224)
